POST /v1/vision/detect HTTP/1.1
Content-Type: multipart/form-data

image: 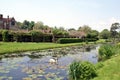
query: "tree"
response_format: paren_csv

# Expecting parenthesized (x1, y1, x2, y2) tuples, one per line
(52, 27, 69, 42)
(21, 20, 30, 30)
(87, 30, 99, 39)
(110, 23, 120, 43)
(99, 29, 110, 39)
(16, 22, 22, 29)
(68, 28, 76, 31)
(33, 21, 44, 30)
(78, 25, 91, 34)
(29, 21, 35, 30)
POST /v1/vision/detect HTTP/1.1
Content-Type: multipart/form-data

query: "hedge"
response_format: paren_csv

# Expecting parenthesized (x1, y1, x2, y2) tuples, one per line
(0, 30, 53, 42)
(2, 30, 9, 42)
(57, 38, 83, 44)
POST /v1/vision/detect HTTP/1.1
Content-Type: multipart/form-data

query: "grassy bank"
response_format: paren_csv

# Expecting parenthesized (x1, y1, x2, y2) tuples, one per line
(93, 54, 120, 80)
(0, 42, 85, 54)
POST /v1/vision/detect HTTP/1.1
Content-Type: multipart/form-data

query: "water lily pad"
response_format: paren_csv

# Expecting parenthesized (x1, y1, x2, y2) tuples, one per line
(23, 77, 32, 80)
(8, 77, 13, 80)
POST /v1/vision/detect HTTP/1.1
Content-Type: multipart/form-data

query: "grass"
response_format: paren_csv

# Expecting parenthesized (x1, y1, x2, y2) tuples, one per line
(92, 55, 120, 80)
(0, 39, 105, 54)
(0, 42, 84, 54)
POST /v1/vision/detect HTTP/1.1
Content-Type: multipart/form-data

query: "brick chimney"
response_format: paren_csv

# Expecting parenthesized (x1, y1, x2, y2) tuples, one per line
(0, 14, 3, 19)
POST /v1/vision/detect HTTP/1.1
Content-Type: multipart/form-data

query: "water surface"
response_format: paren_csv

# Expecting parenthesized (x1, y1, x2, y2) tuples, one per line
(0, 45, 99, 80)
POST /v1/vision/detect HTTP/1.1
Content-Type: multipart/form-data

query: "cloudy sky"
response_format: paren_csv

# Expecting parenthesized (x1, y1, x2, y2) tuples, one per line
(0, 0, 120, 31)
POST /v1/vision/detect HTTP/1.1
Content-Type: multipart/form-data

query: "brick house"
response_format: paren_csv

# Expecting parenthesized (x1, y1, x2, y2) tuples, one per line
(0, 14, 16, 30)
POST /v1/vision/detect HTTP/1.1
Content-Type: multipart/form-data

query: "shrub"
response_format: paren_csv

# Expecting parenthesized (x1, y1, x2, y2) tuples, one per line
(2, 30, 9, 42)
(29, 30, 43, 42)
(42, 34, 52, 42)
(57, 38, 83, 44)
(99, 44, 115, 60)
(69, 61, 97, 80)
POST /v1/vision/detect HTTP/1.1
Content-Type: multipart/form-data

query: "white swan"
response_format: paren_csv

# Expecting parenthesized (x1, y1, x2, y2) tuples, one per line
(49, 58, 58, 64)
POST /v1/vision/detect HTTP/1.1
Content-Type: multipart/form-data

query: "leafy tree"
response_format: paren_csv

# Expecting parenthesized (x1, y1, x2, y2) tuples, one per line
(34, 21, 44, 30)
(68, 28, 76, 31)
(52, 27, 69, 42)
(99, 29, 110, 39)
(87, 30, 99, 39)
(78, 25, 91, 34)
(29, 21, 35, 30)
(16, 22, 22, 29)
(21, 20, 30, 30)
(110, 23, 120, 43)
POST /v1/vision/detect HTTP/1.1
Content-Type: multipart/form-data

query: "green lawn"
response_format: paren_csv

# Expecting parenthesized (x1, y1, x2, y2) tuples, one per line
(0, 42, 84, 54)
(93, 55, 120, 80)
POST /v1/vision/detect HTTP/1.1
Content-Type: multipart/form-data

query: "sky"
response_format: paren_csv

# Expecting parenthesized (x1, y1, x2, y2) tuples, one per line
(0, 0, 120, 32)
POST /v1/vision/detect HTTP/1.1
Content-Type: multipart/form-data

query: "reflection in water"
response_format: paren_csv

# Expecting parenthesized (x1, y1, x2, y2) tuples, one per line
(0, 45, 99, 80)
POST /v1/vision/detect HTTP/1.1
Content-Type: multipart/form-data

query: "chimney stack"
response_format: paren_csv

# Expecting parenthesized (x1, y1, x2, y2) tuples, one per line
(0, 14, 3, 19)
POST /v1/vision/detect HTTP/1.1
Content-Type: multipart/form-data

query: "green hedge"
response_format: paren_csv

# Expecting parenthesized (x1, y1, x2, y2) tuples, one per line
(85, 38, 98, 42)
(57, 38, 98, 44)
(0, 30, 53, 42)
(57, 38, 83, 44)
(2, 30, 9, 42)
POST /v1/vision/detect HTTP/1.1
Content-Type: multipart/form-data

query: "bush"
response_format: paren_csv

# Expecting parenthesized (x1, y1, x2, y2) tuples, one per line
(2, 30, 9, 42)
(99, 44, 115, 60)
(29, 30, 43, 42)
(42, 34, 52, 42)
(69, 61, 97, 80)
(57, 38, 83, 44)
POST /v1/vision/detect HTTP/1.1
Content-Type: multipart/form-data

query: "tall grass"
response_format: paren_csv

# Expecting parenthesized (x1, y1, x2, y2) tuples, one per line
(98, 44, 116, 60)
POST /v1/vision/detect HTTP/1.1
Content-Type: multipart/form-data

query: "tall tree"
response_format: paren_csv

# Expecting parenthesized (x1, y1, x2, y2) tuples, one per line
(110, 22, 120, 43)
(29, 21, 35, 30)
(100, 29, 110, 39)
(16, 21, 22, 29)
(68, 28, 76, 31)
(78, 25, 91, 34)
(87, 30, 99, 39)
(34, 21, 44, 30)
(52, 27, 69, 42)
(21, 20, 30, 30)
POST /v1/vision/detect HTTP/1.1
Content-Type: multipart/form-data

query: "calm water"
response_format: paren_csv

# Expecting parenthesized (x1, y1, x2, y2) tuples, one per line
(0, 45, 99, 80)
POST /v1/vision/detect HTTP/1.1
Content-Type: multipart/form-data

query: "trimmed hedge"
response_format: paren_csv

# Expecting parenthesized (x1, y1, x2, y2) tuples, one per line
(57, 38, 98, 44)
(85, 38, 98, 42)
(57, 38, 83, 44)
(0, 30, 53, 42)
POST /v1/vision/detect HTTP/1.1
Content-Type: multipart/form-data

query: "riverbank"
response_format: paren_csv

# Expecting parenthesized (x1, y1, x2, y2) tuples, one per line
(0, 42, 86, 54)
(0, 39, 105, 54)
(93, 54, 120, 80)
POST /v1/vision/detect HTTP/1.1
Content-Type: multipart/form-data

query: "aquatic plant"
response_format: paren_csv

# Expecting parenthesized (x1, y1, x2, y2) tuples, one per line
(69, 61, 97, 80)
(99, 44, 116, 60)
